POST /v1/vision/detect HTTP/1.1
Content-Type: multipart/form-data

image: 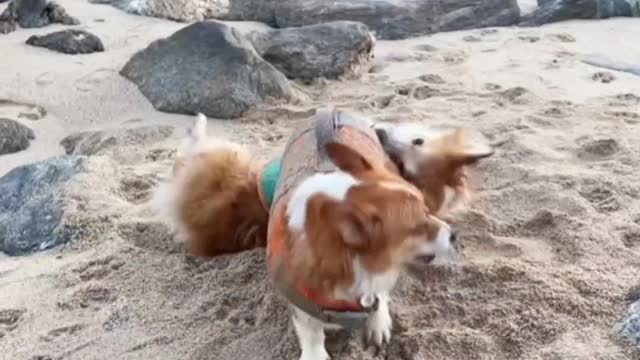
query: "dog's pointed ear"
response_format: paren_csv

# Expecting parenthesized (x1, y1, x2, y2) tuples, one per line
(325, 142, 373, 175)
(335, 205, 382, 250)
(440, 128, 494, 165)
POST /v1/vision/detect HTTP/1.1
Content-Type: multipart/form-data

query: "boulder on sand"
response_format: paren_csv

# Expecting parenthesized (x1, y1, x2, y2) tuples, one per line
(230, 0, 521, 40)
(520, 0, 639, 26)
(0, 0, 79, 35)
(0, 156, 85, 256)
(89, 0, 229, 22)
(0, 118, 35, 155)
(120, 21, 292, 119)
(90, 0, 520, 40)
(26, 29, 105, 54)
(247, 21, 375, 81)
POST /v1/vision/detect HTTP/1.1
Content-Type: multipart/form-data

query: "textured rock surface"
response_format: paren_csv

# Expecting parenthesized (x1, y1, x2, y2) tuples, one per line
(619, 294, 640, 347)
(120, 21, 291, 119)
(60, 125, 175, 156)
(90, 0, 520, 40)
(234, 0, 521, 40)
(521, 0, 639, 26)
(248, 21, 374, 81)
(0, 156, 86, 256)
(0, 118, 35, 155)
(0, 0, 79, 35)
(26, 29, 104, 54)
(89, 0, 229, 22)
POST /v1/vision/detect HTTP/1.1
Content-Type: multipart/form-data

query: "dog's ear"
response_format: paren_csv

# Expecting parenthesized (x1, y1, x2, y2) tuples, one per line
(439, 128, 494, 165)
(335, 204, 382, 250)
(325, 142, 373, 175)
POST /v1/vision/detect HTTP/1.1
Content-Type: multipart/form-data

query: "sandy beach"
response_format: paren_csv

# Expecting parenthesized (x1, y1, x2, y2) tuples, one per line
(1, 0, 640, 359)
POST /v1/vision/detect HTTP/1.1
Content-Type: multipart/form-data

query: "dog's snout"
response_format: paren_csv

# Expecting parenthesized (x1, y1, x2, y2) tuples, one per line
(375, 128, 388, 145)
(449, 231, 457, 244)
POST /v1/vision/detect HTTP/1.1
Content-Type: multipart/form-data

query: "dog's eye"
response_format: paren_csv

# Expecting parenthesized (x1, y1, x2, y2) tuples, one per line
(412, 138, 424, 146)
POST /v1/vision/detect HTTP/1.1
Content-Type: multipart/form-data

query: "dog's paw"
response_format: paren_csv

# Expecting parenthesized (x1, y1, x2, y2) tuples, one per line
(364, 306, 392, 347)
(299, 347, 330, 360)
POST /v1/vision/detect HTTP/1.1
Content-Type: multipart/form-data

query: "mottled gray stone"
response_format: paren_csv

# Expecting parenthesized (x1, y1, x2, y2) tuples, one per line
(92, 0, 520, 40)
(120, 21, 291, 119)
(247, 21, 374, 81)
(26, 29, 104, 54)
(60, 125, 175, 156)
(0, 118, 35, 155)
(89, 0, 229, 22)
(521, 0, 639, 26)
(235, 0, 521, 40)
(0, 156, 86, 256)
(0, 0, 79, 35)
(619, 300, 640, 347)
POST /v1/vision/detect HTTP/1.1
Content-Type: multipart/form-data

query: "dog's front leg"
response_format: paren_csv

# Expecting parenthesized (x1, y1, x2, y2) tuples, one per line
(292, 307, 330, 360)
(364, 292, 392, 347)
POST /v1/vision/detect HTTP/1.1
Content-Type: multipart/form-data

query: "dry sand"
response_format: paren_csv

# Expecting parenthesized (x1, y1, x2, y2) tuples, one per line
(1, 0, 640, 359)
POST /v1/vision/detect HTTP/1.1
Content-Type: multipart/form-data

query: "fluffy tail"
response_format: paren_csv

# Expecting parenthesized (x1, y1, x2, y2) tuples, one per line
(153, 113, 269, 256)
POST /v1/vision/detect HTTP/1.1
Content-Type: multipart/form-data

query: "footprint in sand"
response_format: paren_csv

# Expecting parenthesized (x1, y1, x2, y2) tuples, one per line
(412, 43, 438, 53)
(72, 256, 125, 282)
(548, 33, 576, 43)
(479, 29, 499, 36)
(518, 35, 541, 43)
(117, 221, 179, 253)
(576, 138, 620, 160)
(0, 308, 27, 333)
(370, 94, 395, 109)
(462, 35, 482, 42)
(0, 98, 47, 121)
(35, 72, 54, 86)
(412, 85, 440, 100)
(40, 324, 86, 342)
(578, 184, 621, 213)
(622, 229, 640, 248)
(419, 73, 445, 84)
(119, 173, 159, 204)
(58, 284, 116, 310)
(592, 71, 616, 84)
(604, 111, 640, 124)
(75, 68, 117, 92)
(442, 51, 466, 65)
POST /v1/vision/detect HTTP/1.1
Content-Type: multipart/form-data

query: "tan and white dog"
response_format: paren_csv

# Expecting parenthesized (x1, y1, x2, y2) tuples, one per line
(152, 112, 492, 360)
(373, 122, 494, 218)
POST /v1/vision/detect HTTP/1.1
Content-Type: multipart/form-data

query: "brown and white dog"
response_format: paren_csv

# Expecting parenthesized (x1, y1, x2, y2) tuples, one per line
(153, 114, 492, 258)
(151, 113, 491, 359)
(373, 122, 494, 219)
(275, 140, 453, 360)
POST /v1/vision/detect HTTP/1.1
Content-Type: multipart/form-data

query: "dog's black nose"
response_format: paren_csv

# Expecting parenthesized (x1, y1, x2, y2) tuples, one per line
(449, 231, 457, 244)
(375, 128, 388, 145)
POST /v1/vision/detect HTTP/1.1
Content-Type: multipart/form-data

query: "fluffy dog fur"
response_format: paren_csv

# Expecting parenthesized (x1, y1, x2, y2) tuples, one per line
(153, 114, 269, 256)
(280, 141, 453, 360)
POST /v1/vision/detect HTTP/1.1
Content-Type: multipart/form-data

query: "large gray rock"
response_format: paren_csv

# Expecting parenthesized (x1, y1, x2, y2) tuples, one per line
(60, 125, 175, 156)
(89, 0, 229, 22)
(0, 0, 79, 35)
(120, 21, 292, 119)
(521, 0, 639, 26)
(0, 118, 35, 155)
(0, 156, 86, 256)
(91, 0, 520, 40)
(619, 300, 640, 347)
(232, 0, 521, 40)
(248, 21, 374, 81)
(26, 29, 104, 54)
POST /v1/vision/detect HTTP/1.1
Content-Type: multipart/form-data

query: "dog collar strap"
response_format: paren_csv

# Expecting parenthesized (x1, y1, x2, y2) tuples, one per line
(272, 261, 377, 330)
